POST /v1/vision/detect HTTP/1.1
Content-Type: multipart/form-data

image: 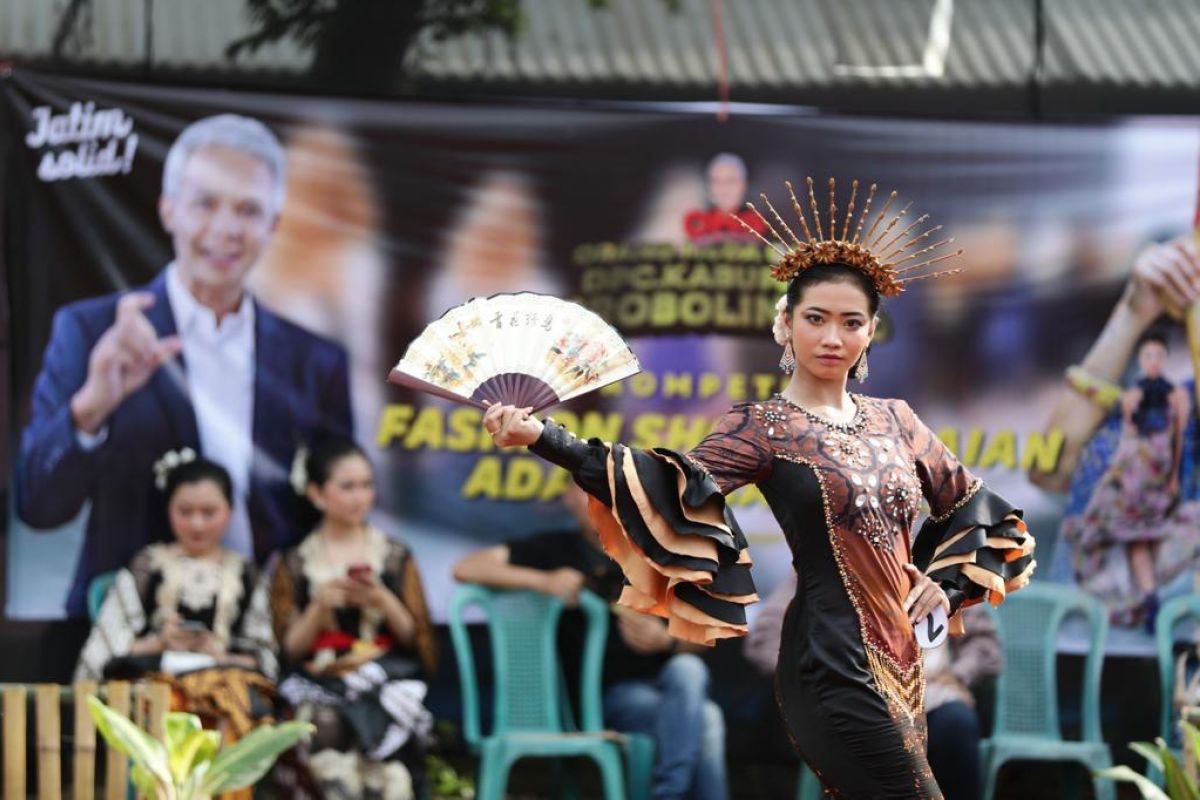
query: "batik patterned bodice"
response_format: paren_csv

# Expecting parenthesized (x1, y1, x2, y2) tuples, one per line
(688, 395, 981, 713)
(531, 392, 1035, 720)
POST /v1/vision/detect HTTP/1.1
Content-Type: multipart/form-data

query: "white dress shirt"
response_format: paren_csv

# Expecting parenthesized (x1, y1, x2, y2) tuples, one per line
(165, 265, 256, 558)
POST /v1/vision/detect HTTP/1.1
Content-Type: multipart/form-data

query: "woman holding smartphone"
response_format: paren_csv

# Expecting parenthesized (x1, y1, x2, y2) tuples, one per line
(271, 438, 437, 800)
(75, 452, 277, 739)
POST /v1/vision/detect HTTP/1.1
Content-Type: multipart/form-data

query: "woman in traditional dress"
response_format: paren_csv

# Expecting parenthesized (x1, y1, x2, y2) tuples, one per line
(271, 438, 437, 800)
(1069, 330, 1194, 626)
(485, 179, 1036, 798)
(76, 451, 277, 738)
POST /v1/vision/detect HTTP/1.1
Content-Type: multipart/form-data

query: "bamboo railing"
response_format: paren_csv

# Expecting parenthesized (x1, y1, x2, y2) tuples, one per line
(1, 680, 170, 800)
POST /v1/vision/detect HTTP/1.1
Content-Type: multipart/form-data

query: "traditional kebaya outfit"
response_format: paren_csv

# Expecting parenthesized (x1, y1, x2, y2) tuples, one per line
(528, 178, 1037, 798)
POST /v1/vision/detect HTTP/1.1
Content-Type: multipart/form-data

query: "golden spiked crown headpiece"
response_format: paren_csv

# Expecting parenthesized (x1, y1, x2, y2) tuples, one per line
(735, 177, 964, 297)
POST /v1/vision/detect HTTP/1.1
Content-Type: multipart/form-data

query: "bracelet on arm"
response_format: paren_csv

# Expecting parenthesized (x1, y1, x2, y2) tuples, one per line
(1064, 365, 1122, 411)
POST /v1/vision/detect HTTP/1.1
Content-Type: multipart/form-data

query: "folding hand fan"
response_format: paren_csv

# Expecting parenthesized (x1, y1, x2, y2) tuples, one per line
(388, 293, 640, 413)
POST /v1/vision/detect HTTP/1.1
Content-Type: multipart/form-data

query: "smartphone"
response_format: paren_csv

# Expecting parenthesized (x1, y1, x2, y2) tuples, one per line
(347, 563, 373, 582)
(179, 620, 208, 634)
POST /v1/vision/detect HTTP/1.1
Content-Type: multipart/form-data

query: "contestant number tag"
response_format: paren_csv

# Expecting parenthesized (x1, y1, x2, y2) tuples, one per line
(916, 604, 949, 649)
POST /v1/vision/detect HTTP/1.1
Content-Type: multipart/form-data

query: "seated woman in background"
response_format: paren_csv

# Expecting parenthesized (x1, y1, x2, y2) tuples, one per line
(75, 450, 277, 738)
(270, 438, 437, 800)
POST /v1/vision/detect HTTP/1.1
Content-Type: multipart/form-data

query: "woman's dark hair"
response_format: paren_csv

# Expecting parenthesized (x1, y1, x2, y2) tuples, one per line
(1137, 329, 1169, 351)
(165, 457, 233, 505)
(785, 262, 880, 316)
(305, 437, 370, 488)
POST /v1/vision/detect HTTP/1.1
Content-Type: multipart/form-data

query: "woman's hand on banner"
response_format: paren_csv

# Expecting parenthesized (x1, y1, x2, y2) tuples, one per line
(1126, 235, 1200, 322)
(483, 401, 543, 448)
(70, 291, 182, 434)
(1034, 233, 1200, 492)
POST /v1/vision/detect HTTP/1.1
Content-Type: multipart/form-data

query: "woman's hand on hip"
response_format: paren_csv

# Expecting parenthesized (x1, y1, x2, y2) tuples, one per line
(902, 563, 950, 626)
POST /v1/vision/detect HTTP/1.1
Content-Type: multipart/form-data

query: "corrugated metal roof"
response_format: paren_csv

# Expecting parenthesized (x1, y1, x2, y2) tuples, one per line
(1044, 0, 1200, 87)
(409, 0, 1033, 90)
(1039, 0, 1200, 111)
(1, 0, 1199, 114)
(0, 0, 312, 72)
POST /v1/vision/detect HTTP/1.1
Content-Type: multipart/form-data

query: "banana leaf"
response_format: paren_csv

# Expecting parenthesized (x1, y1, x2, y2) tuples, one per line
(199, 721, 314, 795)
(87, 696, 172, 791)
(1159, 736, 1200, 800)
(1095, 765, 1171, 800)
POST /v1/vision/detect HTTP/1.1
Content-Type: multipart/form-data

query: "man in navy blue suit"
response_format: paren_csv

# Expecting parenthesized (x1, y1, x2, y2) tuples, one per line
(17, 114, 353, 617)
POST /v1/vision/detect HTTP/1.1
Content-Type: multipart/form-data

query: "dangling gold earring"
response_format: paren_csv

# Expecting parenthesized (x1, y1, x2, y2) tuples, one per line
(854, 352, 869, 383)
(779, 342, 795, 374)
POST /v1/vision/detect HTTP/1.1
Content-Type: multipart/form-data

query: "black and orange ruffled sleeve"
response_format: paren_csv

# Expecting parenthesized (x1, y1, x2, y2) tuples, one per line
(894, 400, 1036, 619)
(530, 404, 768, 645)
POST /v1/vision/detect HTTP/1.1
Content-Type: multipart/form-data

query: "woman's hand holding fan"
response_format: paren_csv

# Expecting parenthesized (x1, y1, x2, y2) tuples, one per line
(389, 293, 640, 414)
(482, 402, 544, 448)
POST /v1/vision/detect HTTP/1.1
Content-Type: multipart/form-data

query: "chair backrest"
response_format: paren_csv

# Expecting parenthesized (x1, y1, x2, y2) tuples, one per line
(992, 582, 1108, 742)
(1156, 594, 1200, 743)
(87, 571, 117, 622)
(447, 584, 608, 750)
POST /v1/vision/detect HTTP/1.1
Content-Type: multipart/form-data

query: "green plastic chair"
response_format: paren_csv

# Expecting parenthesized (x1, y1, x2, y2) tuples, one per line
(1150, 593, 1200, 782)
(795, 762, 821, 800)
(448, 584, 654, 800)
(87, 570, 117, 621)
(979, 582, 1114, 800)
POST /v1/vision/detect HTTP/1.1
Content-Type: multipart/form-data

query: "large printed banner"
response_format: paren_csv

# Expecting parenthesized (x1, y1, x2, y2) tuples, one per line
(4, 71, 1200, 652)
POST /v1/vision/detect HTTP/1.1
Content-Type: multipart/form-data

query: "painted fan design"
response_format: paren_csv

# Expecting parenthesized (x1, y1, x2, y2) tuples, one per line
(389, 293, 640, 413)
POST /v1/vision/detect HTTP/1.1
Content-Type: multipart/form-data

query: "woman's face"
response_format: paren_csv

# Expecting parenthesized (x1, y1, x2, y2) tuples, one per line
(309, 453, 376, 527)
(787, 280, 876, 383)
(1138, 340, 1167, 378)
(168, 480, 232, 558)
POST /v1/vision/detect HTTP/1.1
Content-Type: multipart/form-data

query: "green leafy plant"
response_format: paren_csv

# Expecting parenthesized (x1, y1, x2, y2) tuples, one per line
(426, 753, 475, 799)
(87, 696, 314, 800)
(1097, 720, 1200, 799)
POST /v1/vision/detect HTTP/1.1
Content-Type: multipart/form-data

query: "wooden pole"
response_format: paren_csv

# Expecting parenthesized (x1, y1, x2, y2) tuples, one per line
(3, 685, 27, 800)
(146, 683, 169, 742)
(73, 681, 98, 800)
(35, 684, 62, 800)
(103, 682, 130, 800)
(132, 684, 147, 800)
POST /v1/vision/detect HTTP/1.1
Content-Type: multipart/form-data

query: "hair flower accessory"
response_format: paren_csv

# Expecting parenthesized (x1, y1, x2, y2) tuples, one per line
(772, 295, 791, 346)
(289, 444, 310, 496)
(152, 447, 197, 490)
